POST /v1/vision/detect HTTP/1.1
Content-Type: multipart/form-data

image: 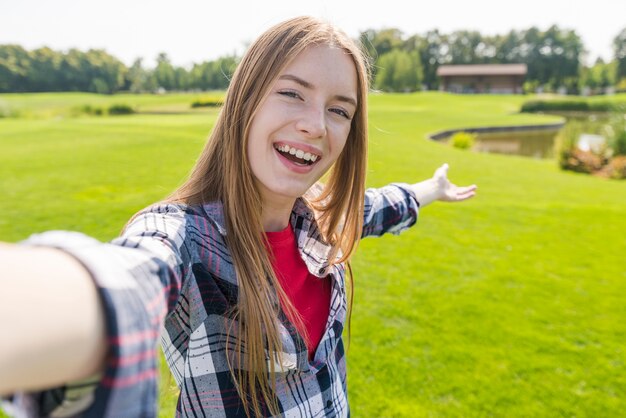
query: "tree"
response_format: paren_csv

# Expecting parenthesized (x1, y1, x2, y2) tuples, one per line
(613, 27, 626, 82)
(83, 49, 127, 94)
(581, 58, 615, 92)
(359, 28, 404, 81)
(154, 53, 176, 91)
(404, 30, 448, 89)
(0, 45, 30, 92)
(375, 49, 422, 92)
(447, 30, 489, 64)
(126, 58, 150, 93)
(27, 47, 62, 91)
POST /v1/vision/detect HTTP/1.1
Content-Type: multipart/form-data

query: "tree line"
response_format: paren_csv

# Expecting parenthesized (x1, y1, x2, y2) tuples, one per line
(0, 46, 237, 94)
(1, 25, 625, 94)
(362, 25, 626, 93)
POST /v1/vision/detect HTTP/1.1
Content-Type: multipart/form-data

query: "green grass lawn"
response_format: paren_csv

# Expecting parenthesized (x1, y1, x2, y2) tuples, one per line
(1, 92, 625, 417)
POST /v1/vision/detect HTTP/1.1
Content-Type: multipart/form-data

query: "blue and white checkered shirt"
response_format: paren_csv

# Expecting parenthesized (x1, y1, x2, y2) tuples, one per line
(5, 183, 419, 418)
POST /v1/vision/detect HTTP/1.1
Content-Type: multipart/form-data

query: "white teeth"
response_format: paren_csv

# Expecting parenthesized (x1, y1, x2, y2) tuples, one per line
(275, 143, 320, 163)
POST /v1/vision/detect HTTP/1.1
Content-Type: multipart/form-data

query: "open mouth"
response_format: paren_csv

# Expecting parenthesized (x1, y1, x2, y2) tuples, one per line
(274, 143, 321, 166)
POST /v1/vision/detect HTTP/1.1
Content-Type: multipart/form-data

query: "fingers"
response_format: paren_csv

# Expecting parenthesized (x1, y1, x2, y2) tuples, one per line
(434, 163, 449, 179)
(453, 184, 477, 201)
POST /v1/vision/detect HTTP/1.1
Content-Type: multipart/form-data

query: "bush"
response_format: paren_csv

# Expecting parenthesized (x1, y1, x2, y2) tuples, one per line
(108, 104, 135, 115)
(450, 131, 476, 150)
(611, 128, 626, 156)
(521, 100, 618, 113)
(560, 148, 605, 173)
(608, 156, 626, 179)
(75, 104, 104, 116)
(191, 99, 223, 108)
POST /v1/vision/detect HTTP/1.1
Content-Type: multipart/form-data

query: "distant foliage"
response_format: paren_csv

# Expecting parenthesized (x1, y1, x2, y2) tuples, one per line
(614, 28, 626, 83)
(613, 129, 626, 156)
(450, 131, 476, 149)
(374, 49, 423, 92)
(0, 45, 239, 94)
(1, 24, 625, 94)
(108, 104, 135, 115)
(71, 103, 134, 116)
(521, 100, 619, 113)
(191, 98, 223, 108)
(557, 111, 626, 179)
(608, 156, 626, 179)
(0, 45, 126, 93)
(360, 25, 587, 92)
(560, 148, 606, 173)
(75, 104, 104, 116)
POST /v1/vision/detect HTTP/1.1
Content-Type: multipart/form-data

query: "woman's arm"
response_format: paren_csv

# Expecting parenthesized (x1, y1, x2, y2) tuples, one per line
(361, 163, 477, 238)
(0, 244, 107, 395)
(409, 163, 477, 207)
(1, 203, 192, 417)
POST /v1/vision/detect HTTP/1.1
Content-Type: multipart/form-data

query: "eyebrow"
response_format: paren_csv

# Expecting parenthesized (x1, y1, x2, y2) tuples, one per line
(278, 74, 358, 107)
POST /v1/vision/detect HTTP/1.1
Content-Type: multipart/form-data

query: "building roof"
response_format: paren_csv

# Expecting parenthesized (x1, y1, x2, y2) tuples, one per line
(436, 64, 527, 77)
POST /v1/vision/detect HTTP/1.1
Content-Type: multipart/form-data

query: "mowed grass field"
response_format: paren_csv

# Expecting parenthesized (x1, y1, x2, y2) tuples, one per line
(1, 92, 625, 417)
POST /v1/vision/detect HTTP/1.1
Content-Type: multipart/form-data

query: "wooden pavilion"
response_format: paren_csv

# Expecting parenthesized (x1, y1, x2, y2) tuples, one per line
(436, 64, 527, 94)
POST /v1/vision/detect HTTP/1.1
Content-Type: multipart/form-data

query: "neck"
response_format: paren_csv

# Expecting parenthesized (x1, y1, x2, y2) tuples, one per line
(261, 195, 296, 232)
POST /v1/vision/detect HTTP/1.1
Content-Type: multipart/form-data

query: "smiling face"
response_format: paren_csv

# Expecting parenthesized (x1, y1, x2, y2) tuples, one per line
(246, 44, 358, 213)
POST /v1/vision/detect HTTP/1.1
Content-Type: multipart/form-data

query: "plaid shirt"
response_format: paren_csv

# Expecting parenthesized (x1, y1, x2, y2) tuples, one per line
(5, 183, 419, 418)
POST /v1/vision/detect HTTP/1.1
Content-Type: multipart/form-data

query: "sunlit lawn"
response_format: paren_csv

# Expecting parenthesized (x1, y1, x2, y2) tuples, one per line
(1, 92, 625, 417)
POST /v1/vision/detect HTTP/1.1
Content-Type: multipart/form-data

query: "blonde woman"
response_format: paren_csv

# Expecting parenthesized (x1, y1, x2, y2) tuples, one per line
(0, 16, 476, 418)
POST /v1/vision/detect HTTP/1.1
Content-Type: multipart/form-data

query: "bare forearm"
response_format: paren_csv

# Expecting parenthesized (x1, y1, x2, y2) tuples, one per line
(409, 178, 442, 208)
(0, 243, 107, 395)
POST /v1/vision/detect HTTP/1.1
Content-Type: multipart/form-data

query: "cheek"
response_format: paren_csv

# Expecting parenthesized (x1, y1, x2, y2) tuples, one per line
(332, 126, 351, 157)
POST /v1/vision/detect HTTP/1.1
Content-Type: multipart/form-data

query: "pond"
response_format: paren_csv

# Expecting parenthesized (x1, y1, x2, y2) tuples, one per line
(430, 113, 620, 159)
(430, 122, 564, 158)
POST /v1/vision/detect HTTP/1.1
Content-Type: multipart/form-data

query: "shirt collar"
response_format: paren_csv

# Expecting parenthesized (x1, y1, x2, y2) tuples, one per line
(201, 198, 334, 278)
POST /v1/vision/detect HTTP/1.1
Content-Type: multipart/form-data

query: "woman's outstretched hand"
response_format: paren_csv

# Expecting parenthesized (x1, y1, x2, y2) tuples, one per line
(410, 163, 477, 207)
(432, 163, 477, 202)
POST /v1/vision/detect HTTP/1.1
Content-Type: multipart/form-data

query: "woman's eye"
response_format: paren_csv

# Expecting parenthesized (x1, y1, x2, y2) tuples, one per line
(278, 90, 301, 100)
(330, 107, 350, 119)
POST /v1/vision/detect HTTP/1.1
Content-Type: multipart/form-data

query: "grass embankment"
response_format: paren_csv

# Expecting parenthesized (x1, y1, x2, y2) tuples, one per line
(1, 92, 625, 417)
(0, 91, 224, 118)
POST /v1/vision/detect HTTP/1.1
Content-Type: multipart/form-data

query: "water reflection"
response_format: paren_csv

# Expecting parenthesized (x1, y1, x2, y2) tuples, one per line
(430, 123, 564, 158)
(431, 113, 619, 159)
(472, 128, 560, 158)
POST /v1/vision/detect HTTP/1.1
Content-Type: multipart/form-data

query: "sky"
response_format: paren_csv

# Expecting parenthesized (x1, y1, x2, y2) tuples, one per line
(1, 0, 624, 68)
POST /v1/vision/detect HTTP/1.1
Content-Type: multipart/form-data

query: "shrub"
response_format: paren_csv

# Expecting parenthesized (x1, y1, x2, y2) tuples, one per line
(75, 104, 104, 116)
(521, 100, 619, 113)
(191, 99, 223, 108)
(611, 127, 626, 156)
(108, 104, 135, 115)
(450, 131, 476, 150)
(608, 156, 626, 179)
(560, 148, 605, 173)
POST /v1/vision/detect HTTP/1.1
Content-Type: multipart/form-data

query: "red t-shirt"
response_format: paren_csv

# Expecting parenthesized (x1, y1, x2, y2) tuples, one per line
(265, 225, 332, 360)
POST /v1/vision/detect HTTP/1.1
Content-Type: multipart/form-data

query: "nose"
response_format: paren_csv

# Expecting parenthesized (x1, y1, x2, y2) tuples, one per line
(295, 106, 326, 139)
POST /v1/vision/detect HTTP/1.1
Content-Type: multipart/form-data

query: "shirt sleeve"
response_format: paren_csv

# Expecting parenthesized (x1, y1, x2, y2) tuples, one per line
(361, 183, 420, 238)
(6, 203, 192, 418)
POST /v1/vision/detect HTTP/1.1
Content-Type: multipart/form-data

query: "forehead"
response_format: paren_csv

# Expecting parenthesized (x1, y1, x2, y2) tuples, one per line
(278, 45, 358, 97)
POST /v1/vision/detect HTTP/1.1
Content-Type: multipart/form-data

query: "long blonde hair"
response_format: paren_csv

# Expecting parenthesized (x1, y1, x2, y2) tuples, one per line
(169, 16, 369, 417)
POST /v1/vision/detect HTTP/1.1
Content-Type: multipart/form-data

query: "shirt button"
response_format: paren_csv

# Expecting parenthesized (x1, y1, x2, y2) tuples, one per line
(326, 400, 332, 408)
